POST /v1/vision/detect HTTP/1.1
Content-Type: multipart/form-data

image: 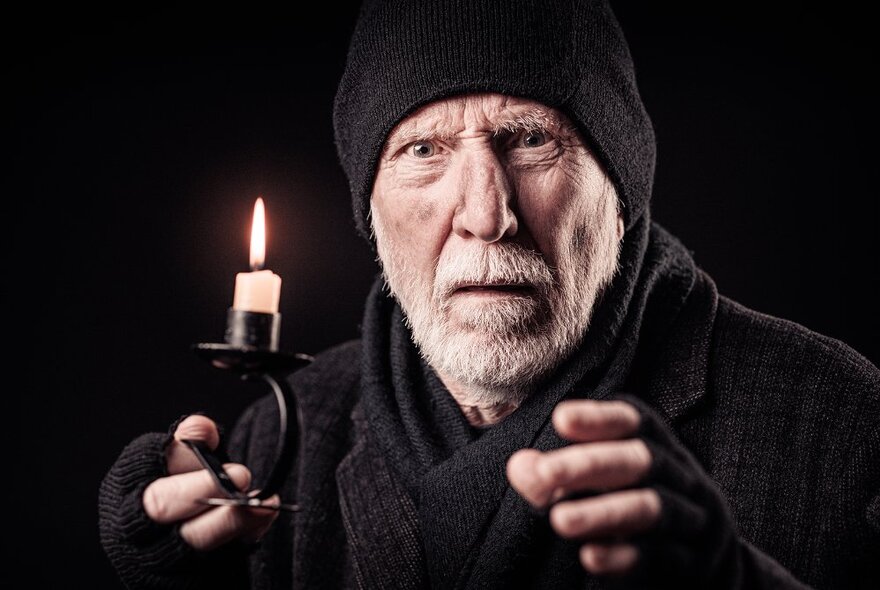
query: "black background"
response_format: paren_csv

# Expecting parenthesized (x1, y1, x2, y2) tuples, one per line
(16, 2, 877, 587)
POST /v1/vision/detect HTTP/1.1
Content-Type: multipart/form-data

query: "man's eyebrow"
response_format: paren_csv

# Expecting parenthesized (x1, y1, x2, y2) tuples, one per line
(386, 125, 457, 146)
(492, 108, 560, 135)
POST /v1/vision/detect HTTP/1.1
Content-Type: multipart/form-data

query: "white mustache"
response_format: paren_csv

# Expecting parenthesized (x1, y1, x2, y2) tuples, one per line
(433, 243, 554, 301)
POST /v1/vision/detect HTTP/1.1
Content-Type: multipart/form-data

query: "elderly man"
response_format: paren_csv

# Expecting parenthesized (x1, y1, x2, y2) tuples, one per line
(99, 1, 878, 589)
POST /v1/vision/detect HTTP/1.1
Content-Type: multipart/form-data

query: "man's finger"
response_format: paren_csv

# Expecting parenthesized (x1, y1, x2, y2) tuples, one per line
(167, 415, 221, 475)
(180, 500, 280, 551)
(549, 488, 661, 540)
(536, 439, 651, 493)
(507, 448, 554, 508)
(508, 440, 651, 509)
(552, 400, 640, 443)
(579, 542, 640, 576)
(143, 463, 251, 524)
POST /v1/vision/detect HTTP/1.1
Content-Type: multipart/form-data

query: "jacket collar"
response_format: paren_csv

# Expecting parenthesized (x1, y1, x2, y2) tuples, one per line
(626, 266, 718, 425)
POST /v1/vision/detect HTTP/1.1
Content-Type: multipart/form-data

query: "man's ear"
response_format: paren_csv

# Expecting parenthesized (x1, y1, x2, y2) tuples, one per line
(617, 214, 624, 241)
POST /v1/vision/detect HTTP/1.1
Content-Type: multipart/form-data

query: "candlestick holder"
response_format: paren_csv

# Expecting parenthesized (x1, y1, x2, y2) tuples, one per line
(185, 308, 313, 512)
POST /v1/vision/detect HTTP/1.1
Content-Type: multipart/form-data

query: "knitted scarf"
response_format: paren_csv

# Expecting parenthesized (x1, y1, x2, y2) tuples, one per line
(358, 213, 699, 589)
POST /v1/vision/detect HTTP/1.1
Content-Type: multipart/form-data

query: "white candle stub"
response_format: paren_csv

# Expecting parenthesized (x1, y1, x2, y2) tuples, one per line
(232, 197, 282, 314)
(233, 269, 282, 314)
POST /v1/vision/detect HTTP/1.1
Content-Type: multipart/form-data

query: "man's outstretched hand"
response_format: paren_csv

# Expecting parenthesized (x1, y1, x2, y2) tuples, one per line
(143, 414, 280, 551)
(507, 394, 740, 585)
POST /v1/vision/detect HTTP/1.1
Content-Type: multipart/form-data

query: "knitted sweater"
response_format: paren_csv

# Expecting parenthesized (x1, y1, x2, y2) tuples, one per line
(99, 224, 879, 589)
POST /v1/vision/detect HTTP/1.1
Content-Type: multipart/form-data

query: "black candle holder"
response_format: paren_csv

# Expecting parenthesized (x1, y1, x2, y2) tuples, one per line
(184, 308, 313, 512)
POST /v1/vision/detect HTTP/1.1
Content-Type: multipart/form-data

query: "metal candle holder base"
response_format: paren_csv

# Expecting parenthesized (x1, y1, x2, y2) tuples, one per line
(184, 308, 313, 512)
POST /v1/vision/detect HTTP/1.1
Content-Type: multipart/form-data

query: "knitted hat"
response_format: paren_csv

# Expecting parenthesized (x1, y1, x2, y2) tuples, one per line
(333, 0, 656, 241)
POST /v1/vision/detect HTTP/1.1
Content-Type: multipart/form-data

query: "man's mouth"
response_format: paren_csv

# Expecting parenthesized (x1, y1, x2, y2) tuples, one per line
(451, 281, 536, 296)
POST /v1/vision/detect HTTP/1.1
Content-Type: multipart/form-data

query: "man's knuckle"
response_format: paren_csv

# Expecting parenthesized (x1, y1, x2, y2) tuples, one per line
(598, 500, 621, 527)
(541, 457, 570, 484)
(576, 450, 597, 477)
(142, 481, 170, 522)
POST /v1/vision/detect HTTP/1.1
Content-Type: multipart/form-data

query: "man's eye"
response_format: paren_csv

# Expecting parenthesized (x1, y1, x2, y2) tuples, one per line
(520, 130, 547, 148)
(410, 141, 435, 158)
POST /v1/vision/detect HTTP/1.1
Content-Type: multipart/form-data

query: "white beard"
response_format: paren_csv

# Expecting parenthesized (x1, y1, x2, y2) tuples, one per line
(371, 204, 621, 407)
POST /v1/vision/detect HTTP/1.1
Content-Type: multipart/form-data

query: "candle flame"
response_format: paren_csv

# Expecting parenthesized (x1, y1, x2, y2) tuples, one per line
(249, 197, 266, 270)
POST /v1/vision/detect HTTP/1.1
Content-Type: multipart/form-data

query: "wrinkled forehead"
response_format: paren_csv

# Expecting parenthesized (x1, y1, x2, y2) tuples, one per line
(383, 93, 571, 147)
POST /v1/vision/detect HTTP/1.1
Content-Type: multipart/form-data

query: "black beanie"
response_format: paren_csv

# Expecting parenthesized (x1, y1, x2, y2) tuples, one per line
(333, 0, 656, 241)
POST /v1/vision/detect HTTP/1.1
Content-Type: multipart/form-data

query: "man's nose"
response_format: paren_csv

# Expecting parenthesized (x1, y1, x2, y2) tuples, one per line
(452, 148, 519, 242)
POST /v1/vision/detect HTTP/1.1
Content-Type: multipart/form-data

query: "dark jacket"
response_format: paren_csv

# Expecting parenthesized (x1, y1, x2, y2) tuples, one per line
(99, 244, 879, 590)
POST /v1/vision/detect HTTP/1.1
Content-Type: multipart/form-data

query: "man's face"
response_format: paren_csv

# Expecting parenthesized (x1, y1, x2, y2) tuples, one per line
(371, 93, 623, 405)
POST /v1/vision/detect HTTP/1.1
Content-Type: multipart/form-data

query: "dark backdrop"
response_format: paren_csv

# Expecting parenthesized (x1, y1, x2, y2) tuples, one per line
(16, 3, 877, 587)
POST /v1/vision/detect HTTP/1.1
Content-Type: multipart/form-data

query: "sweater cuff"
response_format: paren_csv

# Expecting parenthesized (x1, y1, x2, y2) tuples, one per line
(99, 428, 200, 584)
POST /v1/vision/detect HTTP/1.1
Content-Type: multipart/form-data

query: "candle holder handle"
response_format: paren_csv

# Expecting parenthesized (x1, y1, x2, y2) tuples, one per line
(182, 342, 313, 512)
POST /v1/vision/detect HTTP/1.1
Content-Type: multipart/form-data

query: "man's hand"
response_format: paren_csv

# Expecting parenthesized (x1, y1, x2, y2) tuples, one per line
(507, 395, 741, 584)
(507, 399, 655, 574)
(142, 415, 279, 551)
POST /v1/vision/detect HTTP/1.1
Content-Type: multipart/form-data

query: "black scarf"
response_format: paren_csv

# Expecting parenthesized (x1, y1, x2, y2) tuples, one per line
(359, 214, 699, 589)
